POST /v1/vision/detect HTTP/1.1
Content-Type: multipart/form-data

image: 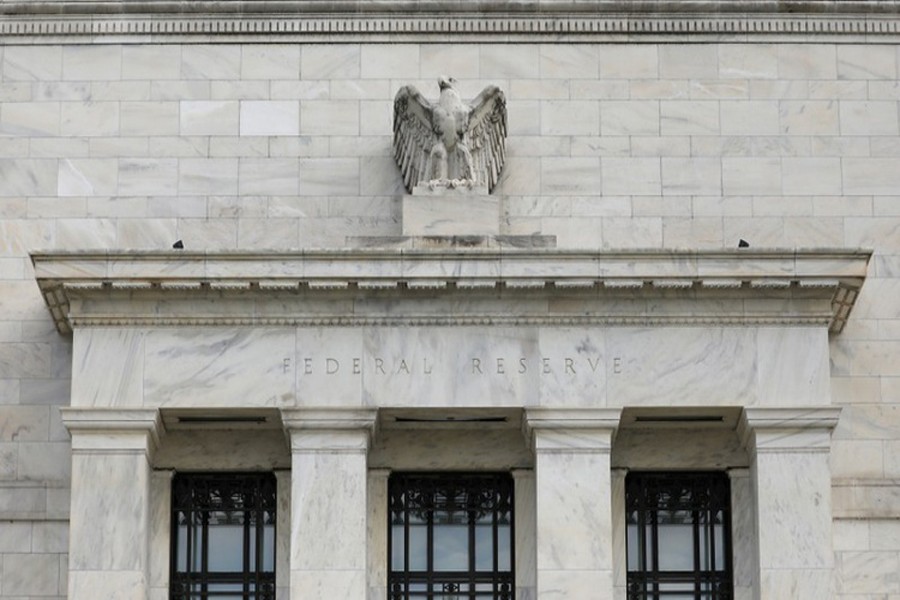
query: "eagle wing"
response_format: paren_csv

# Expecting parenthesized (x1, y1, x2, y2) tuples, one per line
(466, 85, 507, 193)
(393, 85, 435, 193)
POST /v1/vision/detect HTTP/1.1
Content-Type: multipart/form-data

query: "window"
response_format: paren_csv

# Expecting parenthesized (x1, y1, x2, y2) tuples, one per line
(389, 472, 514, 599)
(171, 472, 276, 600)
(626, 472, 732, 600)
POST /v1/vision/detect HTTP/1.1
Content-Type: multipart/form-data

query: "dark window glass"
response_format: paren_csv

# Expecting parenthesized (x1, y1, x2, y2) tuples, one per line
(389, 472, 514, 600)
(626, 472, 733, 600)
(171, 473, 276, 600)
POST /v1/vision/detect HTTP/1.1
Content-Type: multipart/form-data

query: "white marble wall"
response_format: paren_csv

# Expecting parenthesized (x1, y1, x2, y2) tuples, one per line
(2, 36, 899, 600)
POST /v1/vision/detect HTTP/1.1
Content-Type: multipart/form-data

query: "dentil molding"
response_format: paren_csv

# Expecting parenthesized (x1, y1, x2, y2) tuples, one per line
(2, 0, 900, 43)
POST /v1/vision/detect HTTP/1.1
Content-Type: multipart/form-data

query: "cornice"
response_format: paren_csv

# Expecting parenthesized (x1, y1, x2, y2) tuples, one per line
(31, 248, 871, 335)
(2, 0, 899, 43)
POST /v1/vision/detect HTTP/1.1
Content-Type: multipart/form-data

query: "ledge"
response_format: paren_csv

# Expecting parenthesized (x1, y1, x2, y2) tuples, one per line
(60, 408, 164, 455)
(32, 248, 871, 335)
(2, 0, 899, 43)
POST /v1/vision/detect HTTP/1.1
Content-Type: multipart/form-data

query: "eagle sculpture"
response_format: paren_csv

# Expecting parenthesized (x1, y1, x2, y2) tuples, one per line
(393, 76, 507, 193)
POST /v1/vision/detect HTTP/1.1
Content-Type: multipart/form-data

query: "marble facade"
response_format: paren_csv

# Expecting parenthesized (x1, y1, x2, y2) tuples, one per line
(1, 1, 899, 599)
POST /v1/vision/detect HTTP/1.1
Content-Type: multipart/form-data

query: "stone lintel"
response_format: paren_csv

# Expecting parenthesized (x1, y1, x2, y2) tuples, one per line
(60, 408, 163, 455)
(738, 407, 842, 455)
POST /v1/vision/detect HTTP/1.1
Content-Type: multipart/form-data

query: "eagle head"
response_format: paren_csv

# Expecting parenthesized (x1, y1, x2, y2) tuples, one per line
(438, 76, 457, 91)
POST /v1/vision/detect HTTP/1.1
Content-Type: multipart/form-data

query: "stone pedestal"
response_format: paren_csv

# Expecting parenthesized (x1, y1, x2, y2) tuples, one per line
(739, 408, 841, 600)
(402, 182, 499, 236)
(524, 408, 621, 599)
(61, 409, 162, 600)
(281, 408, 377, 600)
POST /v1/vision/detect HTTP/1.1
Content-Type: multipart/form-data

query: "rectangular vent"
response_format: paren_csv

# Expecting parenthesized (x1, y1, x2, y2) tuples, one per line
(177, 416, 268, 424)
(633, 415, 724, 423)
(394, 416, 507, 423)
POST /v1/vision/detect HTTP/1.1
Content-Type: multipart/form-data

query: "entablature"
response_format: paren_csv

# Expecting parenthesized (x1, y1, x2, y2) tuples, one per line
(32, 248, 871, 335)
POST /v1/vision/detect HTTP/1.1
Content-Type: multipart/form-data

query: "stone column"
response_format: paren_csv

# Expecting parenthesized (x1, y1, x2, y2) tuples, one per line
(610, 468, 628, 600)
(61, 408, 162, 600)
(281, 408, 377, 600)
(148, 469, 174, 600)
(512, 468, 537, 600)
(274, 469, 292, 600)
(728, 468, 756, 600)
(523, 408, 621, 599)
(738, 408, 841, 600)
(367, 468, 391, 600)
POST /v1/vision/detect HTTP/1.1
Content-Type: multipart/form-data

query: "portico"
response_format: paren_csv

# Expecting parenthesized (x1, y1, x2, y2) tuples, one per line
(36, 247, 868, 599)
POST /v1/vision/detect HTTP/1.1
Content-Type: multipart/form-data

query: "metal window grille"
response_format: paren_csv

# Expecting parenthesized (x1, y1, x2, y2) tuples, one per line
(626, 472, 733, 600)
(389, 472, 515, 600)
(170, 472, 277, 600)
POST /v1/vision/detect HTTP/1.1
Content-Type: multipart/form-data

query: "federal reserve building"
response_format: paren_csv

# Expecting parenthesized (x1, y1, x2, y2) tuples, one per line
(0, 1, 898, 599)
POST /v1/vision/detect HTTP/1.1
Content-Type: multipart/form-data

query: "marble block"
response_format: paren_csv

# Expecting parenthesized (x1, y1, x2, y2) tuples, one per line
(536, 568, 613, 599)
(402, 189, 500, 236)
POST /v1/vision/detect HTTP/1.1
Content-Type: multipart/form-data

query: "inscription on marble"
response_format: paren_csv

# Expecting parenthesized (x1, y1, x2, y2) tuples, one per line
(295, 355, 622, 377)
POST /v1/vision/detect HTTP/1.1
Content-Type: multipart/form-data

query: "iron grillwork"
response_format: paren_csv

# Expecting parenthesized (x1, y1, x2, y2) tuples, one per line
(389, 472, 514, 600)
(626, 472, 733, 600)
(170, 472, 276, 600)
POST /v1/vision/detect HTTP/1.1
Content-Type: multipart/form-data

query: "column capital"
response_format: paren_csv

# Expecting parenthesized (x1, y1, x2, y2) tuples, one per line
(523, 408, 622, 453)
(738, 407, 841, 455)
(60, 408, 163, 456)
(280, 407, 378, 453)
